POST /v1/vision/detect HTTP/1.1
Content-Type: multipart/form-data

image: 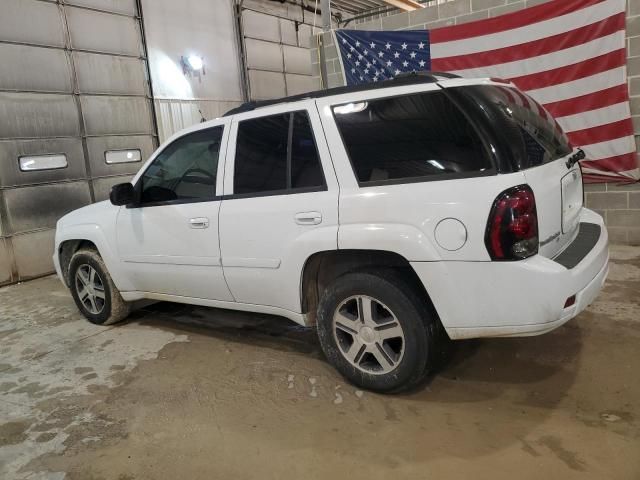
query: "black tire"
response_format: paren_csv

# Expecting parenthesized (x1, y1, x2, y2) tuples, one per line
(68, 248, 130, 325)
(316, 269, 435, 393)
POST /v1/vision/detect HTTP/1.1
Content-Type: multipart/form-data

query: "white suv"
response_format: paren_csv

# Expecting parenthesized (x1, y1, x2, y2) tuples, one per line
(54, 74, 609, 392)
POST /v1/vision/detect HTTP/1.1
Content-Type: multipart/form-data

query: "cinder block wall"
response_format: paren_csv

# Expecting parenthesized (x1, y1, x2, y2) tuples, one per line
(311, 0, 640, 245)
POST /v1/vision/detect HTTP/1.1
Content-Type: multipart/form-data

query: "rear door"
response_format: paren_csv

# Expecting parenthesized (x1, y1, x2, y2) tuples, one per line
(219, 100, 339, 314)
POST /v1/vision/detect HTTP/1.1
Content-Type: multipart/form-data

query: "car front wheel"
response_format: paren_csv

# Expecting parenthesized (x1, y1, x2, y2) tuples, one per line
(68, 248, 130, 325)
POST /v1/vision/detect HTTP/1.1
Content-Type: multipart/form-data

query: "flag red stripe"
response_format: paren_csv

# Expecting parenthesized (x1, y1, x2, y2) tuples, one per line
(509, 49, 626, 91)
(542, 84, 629, 118)
(430, 13, 624, 72)
(581, 152, 639, 172)
(566, 119, 634, 146)
(429, 0, 602, 44)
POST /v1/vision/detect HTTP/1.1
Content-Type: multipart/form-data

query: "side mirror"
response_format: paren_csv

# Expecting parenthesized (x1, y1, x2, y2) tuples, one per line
(110, 183, 136, 206)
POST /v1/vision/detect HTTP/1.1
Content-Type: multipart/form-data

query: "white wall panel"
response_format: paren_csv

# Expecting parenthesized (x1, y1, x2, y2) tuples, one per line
(142, 0, 243, 102)
(66, 7, 141, 56)
(0, 0, 65, 47)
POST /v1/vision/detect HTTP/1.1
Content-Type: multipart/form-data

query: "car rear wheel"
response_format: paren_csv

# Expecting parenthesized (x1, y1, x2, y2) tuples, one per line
(68, 248, 130, 325)
(317, 269, 435, 393)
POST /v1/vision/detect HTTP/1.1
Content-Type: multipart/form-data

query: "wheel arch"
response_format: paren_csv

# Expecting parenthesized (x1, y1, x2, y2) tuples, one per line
(300, 249, 440, 327)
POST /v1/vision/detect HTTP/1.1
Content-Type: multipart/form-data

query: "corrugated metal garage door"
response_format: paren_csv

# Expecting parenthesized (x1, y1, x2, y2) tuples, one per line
(241, 7, 320, 100)
(0, 0, 157, 286)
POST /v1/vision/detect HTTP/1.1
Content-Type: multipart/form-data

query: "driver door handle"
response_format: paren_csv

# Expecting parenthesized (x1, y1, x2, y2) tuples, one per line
(189, 217, 209, 229)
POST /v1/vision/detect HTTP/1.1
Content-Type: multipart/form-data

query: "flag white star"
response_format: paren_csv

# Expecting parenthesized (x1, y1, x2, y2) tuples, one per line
(402, 60, 409, 67)
(410, 51, 416, 58)
(364, 68, 369, 74)
(386, 60, 392, 67)
(393, 51, 400, 58)
(385, 42, 391, 50)
(378, 51, 384, 57)
(342, 38, 347, 44)
(350, 46, 354, 52)
(355, 41, 360, 47)
(370, 42, 375, 49)
(347, 53, 352, 59)
(394, 69, 401, 75)
(351, 68, 356, 73)
(419, 59, 426, 67)
(373, 76, 378, 82)
(358, 54, 363, 60)
(401, 42, 407, 50)
(366, 62, 371, 68)
(372, 59, 377, 65)
(418, 42, 425, 49)
(355, 60, 360, 66)
(363, 50, 368, 56)
(360, 76, 364, 80)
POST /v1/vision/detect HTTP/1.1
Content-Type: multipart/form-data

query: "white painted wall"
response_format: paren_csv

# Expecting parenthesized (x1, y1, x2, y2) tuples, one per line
(141, 0, 244, 140)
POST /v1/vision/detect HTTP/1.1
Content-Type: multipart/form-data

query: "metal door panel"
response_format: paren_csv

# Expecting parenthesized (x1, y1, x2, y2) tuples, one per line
(87, 135, 152, 177)
(74, 52, 147, 95)
(0, 92, 80, 139)
(283, 45, 312, 75)
(81, 96, 153, 135)
(67, 0, 137, 16)
(92, 175, 133, 202)
(4, 182, 91, 234)
(0, 0, 65, 47)
(0, 237, 14, 285)
(0, 44, 72, 93)
(12, 229, 56, 280)
(66, 7, 141, 56)
(0, 138, 86, 187)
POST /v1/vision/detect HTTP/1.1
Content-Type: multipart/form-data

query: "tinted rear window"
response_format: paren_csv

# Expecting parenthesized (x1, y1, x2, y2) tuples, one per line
(332, 91, 493, 185)
(449, 85, 572, 171)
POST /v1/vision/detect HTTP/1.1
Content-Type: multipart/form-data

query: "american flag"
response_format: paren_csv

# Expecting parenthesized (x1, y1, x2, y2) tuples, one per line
(334, 0, 638, 182)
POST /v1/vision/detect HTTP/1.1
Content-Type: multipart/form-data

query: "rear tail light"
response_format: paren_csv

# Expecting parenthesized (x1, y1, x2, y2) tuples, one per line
(485, 185, 538, 260)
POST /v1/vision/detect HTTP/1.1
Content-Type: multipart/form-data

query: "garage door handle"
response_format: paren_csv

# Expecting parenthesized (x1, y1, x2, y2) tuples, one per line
(189, 217, 209, 229)
(295, 212, 322, 225)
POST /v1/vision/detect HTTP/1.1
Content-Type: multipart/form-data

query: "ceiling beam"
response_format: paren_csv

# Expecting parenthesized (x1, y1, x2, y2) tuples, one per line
(379, 0, 423, 11)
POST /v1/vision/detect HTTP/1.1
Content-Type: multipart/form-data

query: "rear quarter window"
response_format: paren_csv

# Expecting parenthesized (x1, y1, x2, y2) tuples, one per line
(332, 91, 493, 186)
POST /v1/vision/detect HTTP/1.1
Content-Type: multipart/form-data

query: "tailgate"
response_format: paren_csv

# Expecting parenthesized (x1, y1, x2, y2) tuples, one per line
(523, 155, 583, 258)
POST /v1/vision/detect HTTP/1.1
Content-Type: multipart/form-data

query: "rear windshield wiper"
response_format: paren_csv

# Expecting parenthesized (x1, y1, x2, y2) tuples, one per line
(566, 148, 585, 169)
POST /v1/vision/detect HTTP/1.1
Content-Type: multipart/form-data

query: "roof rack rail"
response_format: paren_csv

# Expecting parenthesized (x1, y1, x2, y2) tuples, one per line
(223, 71, 462, 117)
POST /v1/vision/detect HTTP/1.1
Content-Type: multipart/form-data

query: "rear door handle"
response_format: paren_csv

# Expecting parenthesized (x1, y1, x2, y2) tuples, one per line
(295, 211, 322, 225)
(189, 217, 209, 229)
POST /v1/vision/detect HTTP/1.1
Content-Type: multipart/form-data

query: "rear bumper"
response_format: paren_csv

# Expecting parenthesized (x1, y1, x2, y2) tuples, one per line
(411, 208, 609, 340)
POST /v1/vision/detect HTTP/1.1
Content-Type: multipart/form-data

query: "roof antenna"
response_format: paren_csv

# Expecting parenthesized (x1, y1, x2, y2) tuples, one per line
(198, 107, 206, 123)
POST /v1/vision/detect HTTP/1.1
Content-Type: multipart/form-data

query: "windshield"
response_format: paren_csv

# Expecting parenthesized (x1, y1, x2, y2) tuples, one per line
(449, 85, 572, 172)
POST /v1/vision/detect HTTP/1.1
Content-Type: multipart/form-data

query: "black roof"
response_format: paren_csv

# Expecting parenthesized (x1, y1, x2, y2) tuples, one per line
(223, 71, 461, 117)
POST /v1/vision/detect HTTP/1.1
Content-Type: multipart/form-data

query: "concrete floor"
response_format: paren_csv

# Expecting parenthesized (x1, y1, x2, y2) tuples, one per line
(1, 246, 639, 480)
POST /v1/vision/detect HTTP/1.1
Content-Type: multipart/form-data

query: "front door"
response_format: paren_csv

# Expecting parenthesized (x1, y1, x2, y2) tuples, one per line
(116, 123, 233, 301)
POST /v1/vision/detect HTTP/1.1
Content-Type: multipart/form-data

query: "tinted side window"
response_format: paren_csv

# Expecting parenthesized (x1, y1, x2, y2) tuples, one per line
(332, 91, 492, 185)
(234, 111, 325, 195)
(291, 113, 324, 189)
(140, 127, 222, 204)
